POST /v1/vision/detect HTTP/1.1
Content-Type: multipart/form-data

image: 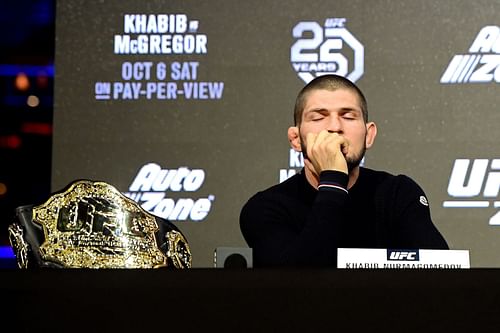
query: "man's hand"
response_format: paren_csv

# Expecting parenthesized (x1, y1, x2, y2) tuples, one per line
(305, 130, 349, 176)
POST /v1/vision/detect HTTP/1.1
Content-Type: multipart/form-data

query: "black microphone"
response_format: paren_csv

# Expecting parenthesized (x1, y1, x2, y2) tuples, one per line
(223, 253, 248, 268)
(214, 247, 253, 268)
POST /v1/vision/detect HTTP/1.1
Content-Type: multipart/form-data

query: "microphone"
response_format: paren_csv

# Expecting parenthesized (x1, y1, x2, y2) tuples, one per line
(223, 253, 248, 268)
(214, 247, 253, 268)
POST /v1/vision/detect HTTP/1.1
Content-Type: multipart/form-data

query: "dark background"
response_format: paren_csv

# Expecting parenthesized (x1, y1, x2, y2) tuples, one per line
(2, 1, 500, 267)
(0, 0, 54, 246)
(51, 0, 500, 267)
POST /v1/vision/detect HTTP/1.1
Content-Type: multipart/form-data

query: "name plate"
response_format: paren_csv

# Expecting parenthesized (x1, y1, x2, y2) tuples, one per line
(337, 248, 470, 269)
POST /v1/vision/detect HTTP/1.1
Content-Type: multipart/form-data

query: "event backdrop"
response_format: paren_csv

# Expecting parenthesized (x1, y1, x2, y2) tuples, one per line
(53, 0, 500, 267)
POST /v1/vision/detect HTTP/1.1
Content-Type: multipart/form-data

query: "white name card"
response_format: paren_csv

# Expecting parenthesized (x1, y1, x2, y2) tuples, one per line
(337, 248, 470, 269)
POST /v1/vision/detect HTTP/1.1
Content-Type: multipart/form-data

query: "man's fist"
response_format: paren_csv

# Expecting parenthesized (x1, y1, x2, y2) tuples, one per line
(305, 130, 349, 176)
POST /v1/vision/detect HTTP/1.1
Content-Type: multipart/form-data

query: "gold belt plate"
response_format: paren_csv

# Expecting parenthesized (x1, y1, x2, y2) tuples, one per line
(32, 180, 169, 268)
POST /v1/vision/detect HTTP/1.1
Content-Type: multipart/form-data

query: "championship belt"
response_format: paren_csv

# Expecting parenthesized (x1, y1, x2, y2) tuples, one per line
(8, 180, 192, 269)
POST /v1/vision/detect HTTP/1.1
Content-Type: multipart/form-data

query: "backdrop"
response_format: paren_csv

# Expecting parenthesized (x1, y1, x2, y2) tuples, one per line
(53, 0, 500, 267)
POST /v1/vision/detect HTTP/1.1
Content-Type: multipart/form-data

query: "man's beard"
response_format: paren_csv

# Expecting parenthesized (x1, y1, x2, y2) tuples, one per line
(346, 145, 365, 172)
(300, 134, 366, 172)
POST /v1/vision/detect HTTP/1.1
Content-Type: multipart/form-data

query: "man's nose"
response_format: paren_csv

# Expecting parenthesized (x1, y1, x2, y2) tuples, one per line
(327, 116, 342, 133)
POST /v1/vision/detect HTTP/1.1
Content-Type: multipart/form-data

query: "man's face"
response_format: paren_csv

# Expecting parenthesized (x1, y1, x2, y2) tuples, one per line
(298, 88, 369, 171)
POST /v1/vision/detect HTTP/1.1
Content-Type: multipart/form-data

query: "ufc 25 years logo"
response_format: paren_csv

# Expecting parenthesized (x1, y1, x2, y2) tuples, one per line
(290, 18, 364, 84)
(443, 159, 500, 225)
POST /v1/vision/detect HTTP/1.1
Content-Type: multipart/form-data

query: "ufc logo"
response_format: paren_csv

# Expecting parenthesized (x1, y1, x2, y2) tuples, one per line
(387, 250, 419, 261)
(447, 159, 500, 198)
(443, 159, 500, 226)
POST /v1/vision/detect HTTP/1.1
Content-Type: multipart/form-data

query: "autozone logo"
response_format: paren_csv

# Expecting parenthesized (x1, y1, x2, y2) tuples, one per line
(290, 18, 364, 84)
(443, 159, 500, 225)
(124, 162, 215, 221)
(440, 25, 500, 84)
(387, 250, 419, 261)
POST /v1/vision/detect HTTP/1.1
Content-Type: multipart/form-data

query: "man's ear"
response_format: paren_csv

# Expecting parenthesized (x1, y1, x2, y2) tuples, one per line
(365, 122, 377, 149)
(287, 126, 302, 152)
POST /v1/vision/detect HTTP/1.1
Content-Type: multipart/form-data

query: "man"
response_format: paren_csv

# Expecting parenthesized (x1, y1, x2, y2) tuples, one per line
(239, 74, 448, 267)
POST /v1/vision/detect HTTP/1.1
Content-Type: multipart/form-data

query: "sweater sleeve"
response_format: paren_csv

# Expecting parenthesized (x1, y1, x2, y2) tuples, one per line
(239, 171, 349, 267)
(386, 175, 449, 250)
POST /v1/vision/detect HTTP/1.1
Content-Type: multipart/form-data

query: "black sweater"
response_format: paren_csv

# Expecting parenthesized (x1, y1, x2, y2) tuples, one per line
(239, 167, 449, 267)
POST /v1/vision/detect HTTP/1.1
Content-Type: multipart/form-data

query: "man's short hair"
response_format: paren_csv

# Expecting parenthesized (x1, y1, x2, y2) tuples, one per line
(293, 74, 368, 126)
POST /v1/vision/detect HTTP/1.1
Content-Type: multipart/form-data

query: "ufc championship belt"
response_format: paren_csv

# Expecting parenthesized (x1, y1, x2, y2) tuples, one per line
(8, 180, 192, 269)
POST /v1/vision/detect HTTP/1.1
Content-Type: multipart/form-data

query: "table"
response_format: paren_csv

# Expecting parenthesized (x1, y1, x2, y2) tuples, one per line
(1, 269, 499, 332)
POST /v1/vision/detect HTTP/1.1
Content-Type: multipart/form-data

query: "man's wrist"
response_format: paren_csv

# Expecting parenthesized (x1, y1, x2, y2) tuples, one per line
(317, 170, 348, 193)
